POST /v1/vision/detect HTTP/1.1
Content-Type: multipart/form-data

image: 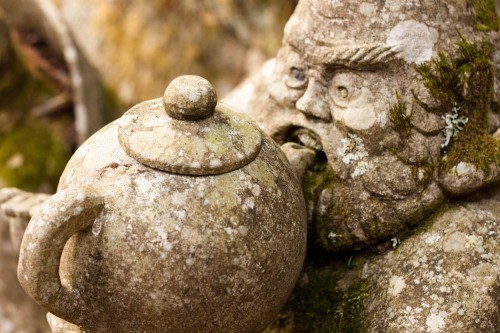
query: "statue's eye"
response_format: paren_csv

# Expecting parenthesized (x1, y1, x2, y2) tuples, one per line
(337, 86, 349, 99)
(290, 67, 305, 81)
(286, 66, 307, 88)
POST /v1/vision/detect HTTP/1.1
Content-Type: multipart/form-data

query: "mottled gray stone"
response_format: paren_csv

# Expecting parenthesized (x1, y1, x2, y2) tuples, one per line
(363, 187, 500, 332)
(224, 0, 500, 252)
(18, 76, 307, 332)
(224, 0, 500, 331)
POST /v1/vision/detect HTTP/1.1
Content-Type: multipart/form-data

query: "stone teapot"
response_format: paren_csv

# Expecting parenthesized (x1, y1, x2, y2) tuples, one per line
(18, 76, 307, 332)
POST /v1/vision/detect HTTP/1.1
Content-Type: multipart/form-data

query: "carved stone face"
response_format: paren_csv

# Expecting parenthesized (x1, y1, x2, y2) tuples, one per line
(253, 0, 498, 251)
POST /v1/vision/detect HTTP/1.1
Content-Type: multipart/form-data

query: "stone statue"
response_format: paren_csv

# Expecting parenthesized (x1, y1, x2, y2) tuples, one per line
(225, 0, 500, 331)
(0, 188, 51, 332)
(17, 75, 307, 332)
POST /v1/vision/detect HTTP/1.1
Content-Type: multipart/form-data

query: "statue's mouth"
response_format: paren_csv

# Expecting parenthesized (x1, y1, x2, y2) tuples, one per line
(272, 126, 323, 152)
(292, 128, 323, 151)
(271, 126, 327, 179)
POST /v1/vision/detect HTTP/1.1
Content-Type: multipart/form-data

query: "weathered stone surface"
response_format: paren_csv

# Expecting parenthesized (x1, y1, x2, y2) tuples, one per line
(363, 186, 500, 332)
(0, 188, 50, 333)
(224, 0, 500, 331)
(225, 0, 500, 253)
(18, 76, 307, 332)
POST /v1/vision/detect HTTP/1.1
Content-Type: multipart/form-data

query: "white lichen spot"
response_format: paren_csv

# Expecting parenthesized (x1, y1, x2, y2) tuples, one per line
(387, 20, 434, 65)
(441, 104, 468, 150)
(390, 237, 401, 248)
(426, 312, 447, 332)
(359, 2, 376, 16)
(328, 232, 338, 240)
(455, 161, 476, 176)
(376, 111, 388, 127)
(92, 212, 105, 236)
(210, 158, 222, 168)
(442, 231, 466, 252)
(388, 275, 407, 296)
(142, 116, 166, 127)
(352, 161, 369, 178)
(338, 134, 368, 164)
(238, 225, 249, 236)
(244, 197, 255, 210)
(468, 263, 497, 286)
(174, 210, 186, 219)
(425, 232, 441, 244)
(464, 235, 484, 252)
(171, 191, 188, 206)
(185, 258, 195, 266)
(190, 161, 201, 169)
(135, 176, 152, 196)
(251, 184, 261, 197)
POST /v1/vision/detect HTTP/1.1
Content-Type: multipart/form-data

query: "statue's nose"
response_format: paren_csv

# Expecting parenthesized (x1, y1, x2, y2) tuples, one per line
(295, 79, 331, 122)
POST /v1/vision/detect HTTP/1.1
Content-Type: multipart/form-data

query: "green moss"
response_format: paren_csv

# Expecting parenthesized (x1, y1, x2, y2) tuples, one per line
(301, 161, 335, 206)
(301, 163, 353, 252)
(389, 92, 414, 140)
(314, 191, 352, 252)
(0, 122, 70, 191)
(416, 38, 500, 173)
(472, 0, 500, 31)
(291, 267, 369, 333)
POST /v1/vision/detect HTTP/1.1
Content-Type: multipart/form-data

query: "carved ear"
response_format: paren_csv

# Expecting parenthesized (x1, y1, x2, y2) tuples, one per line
(438, 131, 500, 196)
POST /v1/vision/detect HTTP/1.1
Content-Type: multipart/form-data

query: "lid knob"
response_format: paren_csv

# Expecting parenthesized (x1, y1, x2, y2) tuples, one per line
(163, 75, 217, 120)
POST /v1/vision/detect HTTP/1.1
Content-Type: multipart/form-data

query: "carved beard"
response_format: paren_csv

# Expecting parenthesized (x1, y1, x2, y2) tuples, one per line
(307, 156, 445, 253)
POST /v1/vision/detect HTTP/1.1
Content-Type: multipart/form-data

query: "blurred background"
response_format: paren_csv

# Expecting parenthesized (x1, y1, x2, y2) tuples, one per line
(0, 0, 297, 193)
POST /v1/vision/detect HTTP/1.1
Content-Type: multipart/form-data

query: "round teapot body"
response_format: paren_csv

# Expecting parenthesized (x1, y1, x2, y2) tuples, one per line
(52, 101, 306, 332)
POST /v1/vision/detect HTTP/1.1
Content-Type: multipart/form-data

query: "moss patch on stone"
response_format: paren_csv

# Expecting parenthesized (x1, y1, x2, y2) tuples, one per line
(472, 0, 500, 31)
(0, 122, 69, 191)
(416, 38, 500, 174)
(301, 162, 353, 252)
(389, 92, 414, 140)
(292, 267, 369, 333)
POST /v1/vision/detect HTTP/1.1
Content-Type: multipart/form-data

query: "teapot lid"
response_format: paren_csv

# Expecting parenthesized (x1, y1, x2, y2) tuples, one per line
(118, 75, 262, 175)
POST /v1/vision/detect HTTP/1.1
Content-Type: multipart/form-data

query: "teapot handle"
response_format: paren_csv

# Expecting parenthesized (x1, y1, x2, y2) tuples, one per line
(18, 187, 104, 323)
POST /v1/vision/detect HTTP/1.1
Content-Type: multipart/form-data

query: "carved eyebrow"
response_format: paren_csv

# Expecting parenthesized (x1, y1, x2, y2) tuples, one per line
(288, 39, 398, 69)
(316, 44, 399, 69)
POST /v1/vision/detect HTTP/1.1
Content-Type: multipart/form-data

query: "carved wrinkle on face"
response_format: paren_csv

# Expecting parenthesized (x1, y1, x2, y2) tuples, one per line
(269, 44, 388, 166)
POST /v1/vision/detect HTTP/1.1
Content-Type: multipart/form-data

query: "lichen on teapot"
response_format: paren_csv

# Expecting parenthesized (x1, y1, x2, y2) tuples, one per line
(18, 75, 307, 333)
